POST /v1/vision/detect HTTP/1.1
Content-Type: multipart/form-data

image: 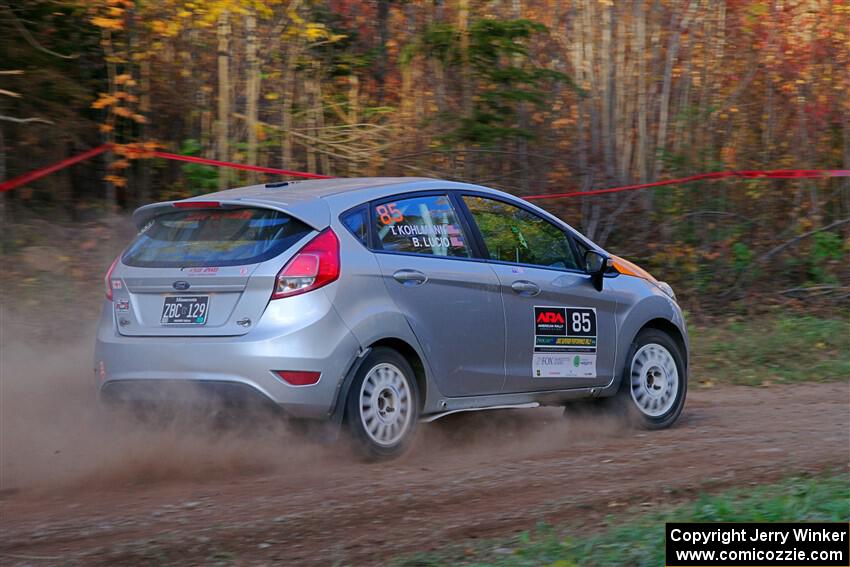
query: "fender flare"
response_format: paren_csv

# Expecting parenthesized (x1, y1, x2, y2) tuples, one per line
(603, 296, 688, 396)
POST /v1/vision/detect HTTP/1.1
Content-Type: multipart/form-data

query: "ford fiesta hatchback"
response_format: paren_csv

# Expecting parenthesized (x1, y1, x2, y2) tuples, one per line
(96, 178, 688, 458)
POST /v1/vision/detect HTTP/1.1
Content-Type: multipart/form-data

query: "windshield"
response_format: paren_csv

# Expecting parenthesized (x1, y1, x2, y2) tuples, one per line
(122, 207, 312, 268)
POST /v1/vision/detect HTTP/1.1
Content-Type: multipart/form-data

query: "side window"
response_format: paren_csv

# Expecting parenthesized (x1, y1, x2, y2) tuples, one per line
(373, 194, 470, 257)
(462, 195, 579, 270)
(341, 207, 368, 246)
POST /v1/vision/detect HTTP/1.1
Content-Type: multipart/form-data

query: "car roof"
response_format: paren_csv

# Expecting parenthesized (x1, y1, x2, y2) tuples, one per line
(194, 177, 508, 207)
(134, 177, 514, 230)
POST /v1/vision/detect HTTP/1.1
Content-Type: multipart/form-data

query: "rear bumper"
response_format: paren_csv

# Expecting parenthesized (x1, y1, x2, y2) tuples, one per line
(94, 291, 361, 419)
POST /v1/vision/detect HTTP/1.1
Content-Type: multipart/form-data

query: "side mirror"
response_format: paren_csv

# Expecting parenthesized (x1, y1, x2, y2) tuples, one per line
(583, 250, 609, 292)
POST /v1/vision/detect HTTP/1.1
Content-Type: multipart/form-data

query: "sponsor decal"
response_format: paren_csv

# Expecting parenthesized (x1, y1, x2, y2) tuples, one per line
(376, 203, 404, 225)
(533, 306, 598, 377)
(115, 300, 130, 312)
(532, 353, 596, 378)
(386, 222, 464, 249)
(535, 307, 567, 336)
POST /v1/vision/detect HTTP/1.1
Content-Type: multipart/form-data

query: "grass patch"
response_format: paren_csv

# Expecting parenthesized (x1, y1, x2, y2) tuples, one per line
(689, 315, 850, 386)
(396, 471, 850, 567)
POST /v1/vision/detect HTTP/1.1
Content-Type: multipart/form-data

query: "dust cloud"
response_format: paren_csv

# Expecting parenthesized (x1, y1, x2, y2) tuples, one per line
(0, 218, 628, 494)
(0, 323, 334, 493)
(0, 318, 626, 495)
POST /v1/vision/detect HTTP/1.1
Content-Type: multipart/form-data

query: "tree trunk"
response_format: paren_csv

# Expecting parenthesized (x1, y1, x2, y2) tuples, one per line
(139, 58, 151, 204)
(457, 0, 472, 179)
(313, 67, 330, 175)
(511, 0, 529, 193)
(376, 0, 390, 103)
(281, 49, 296, 170)
(245, 10, 259, 183)
(102, 29, 117, 210)
(348, 74, 360, 176)
(635, 0, 648, 184)
(653, 1, 697, 181)
(839, 6, 849, 212)
(303, 76, 317, 174)
(0, 126, 5, 228)
(600, 0, 614, 180)
(217, 10, 231, 190)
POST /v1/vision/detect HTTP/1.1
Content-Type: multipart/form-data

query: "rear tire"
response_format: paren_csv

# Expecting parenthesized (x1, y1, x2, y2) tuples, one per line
(345, 347, 419, 460)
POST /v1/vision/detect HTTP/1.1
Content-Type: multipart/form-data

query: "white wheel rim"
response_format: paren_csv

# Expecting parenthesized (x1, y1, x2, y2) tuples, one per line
(630, 343, 679, 417)
(359, 362, 413, 447)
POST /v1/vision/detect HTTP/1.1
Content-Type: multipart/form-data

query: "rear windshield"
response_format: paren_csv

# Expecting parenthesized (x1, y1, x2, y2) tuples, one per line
(123, 208, 312, 268)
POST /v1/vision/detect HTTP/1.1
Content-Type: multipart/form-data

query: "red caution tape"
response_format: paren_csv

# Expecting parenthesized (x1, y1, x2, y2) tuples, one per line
(1, 143, 848, 198)
(0, 144, 331, 193)
(525, 169, 850, 200)
(0, 144, 111, 193)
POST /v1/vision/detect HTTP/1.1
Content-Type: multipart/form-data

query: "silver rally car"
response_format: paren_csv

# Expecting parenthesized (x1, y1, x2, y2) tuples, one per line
(96, 177, 688, 457)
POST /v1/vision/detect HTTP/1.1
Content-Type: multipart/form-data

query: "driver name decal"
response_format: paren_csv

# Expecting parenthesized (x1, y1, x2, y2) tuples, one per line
(533, 306, 597, 378)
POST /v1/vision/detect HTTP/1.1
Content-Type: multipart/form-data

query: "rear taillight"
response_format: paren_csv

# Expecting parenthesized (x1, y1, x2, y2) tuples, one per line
(272, 228, 340, 299)
(273, 371, 321, 386)
(104, 255, 121, 301)
(173, 201, 221, 208)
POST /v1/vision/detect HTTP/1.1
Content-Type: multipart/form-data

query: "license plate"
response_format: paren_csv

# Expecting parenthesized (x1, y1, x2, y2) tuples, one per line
(160, 296, 209, 325)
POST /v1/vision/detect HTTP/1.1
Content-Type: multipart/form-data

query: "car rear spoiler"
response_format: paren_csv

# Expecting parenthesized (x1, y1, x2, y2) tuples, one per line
(132, 198, 330, 232)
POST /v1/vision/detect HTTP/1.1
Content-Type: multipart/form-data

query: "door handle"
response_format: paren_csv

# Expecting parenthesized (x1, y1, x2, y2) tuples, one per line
(392, 269, 428, 286)
(511, 280, 540, 296)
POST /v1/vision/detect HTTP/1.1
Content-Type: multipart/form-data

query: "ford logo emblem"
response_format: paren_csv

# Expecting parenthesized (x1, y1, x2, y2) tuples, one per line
(173, 281, 191, 291)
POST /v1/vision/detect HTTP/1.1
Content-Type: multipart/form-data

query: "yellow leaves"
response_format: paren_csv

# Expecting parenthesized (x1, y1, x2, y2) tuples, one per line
(99, 123, 114, 134)
(113, 106, 134, 119)
(115, 141, 162, 160)
(115, 74, 136, 87)
(91, 93, 117, 110)
(265, 92, 280, 101)
(151, 19, 181, 37)
(91, 16, 123, 31)
(104, 174, 127, 188)
(304, 23, 330, 42)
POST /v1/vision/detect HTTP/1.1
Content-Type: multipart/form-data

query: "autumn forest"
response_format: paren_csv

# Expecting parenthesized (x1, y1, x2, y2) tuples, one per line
(1, 0, 848, 310)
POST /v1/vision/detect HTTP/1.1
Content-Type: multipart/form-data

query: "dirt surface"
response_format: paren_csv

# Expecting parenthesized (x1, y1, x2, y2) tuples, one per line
(1, 378, 848, 566)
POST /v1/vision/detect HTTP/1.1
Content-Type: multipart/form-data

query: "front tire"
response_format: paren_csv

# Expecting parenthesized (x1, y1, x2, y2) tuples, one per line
(620, 328, 687, 429)
(345, 347, 419, 459)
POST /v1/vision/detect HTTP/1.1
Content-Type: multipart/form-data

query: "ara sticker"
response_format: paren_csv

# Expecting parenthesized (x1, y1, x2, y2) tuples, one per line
(533, 306, 598, 377)
(111, 279, 122, 289)
(115, 300, 130, 312)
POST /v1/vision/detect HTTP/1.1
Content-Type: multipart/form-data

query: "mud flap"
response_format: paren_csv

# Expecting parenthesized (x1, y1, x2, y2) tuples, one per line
(324, 347, 374, 441)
